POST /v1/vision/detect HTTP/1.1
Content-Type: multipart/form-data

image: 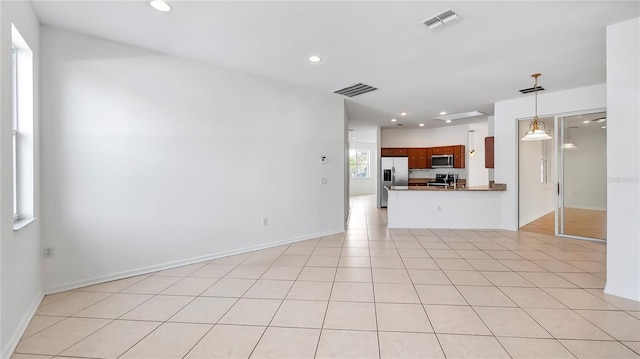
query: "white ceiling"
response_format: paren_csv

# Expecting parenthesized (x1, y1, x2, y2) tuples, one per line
(31, 0, 638, 134)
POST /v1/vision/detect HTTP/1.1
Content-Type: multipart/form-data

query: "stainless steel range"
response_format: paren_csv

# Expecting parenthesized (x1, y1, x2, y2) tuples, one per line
(428, 173, 458, 187)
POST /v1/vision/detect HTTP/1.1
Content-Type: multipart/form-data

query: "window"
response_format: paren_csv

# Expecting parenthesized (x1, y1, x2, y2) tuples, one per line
(12, 24, 35, 229)
(349, 149, 370, 178)
(12, 46, 19, 219)
(540, 140, 550, 184)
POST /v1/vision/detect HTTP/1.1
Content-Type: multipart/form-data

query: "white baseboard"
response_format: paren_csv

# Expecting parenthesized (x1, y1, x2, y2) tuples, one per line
(2, 289, 45, 359)
(45, 228, 345, 294)
(564, 205, 607, 211)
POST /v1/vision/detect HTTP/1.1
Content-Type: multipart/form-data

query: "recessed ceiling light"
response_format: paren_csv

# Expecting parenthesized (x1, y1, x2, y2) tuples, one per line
(308, 55, 322, 63)
(595, 118, 606, 123)
(352, 137, 357, 140)
(440, 111, 447, 115)
(582, 120, 590, 124)
(150, 0, 171, 12)
(400, 112, 407, 116)
(601, 125, 607, 129)
(419, 124, 425, 127)
(391, 118, 397, 122)
(445, 120, 452, 123)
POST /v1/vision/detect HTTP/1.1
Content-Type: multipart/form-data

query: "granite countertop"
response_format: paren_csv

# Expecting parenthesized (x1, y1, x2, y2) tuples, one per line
(386, 184, 506, 192)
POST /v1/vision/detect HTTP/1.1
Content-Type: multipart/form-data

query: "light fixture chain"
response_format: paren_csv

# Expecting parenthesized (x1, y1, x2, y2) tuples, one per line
(534, 75, 538, 118)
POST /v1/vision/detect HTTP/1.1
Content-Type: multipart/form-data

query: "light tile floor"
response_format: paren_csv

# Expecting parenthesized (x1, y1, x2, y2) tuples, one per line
(12, 195, 640, 359)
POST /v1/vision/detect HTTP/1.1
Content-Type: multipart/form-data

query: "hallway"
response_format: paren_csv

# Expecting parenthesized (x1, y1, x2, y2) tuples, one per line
(12, 195, 640, 358)
(520, 208, 607, 240)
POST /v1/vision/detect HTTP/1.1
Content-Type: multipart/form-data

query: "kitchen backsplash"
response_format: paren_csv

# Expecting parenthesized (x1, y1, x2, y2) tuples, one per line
(409, 168, 467, 179)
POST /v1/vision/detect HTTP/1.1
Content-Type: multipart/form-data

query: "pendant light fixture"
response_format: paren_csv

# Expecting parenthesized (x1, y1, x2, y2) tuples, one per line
(521, 73, 552, 141)
(468, 130, 476, 157)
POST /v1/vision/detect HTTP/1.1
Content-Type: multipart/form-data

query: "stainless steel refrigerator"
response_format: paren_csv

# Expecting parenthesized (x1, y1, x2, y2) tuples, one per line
(380, 157, 409, 208)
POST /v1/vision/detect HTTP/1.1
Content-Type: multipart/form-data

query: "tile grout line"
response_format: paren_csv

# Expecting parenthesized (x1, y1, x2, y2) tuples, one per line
(244, 236, 322, 359)
(21, 195, 633, 359)
(179, 245, 295, 359)
(312, 230, 346, 359)
(404, 228, 448, 358)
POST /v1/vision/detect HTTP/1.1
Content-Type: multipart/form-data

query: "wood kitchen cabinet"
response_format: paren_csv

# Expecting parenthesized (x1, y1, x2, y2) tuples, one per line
(381, 148, 408, 157)
(381, 148, 394, 157)
(393, 148, 408, 156)
(384, 145, 464, 168)
(408, 148, 428, 169)
(453, 145, 465, 168)
(485, 136, 495, 168)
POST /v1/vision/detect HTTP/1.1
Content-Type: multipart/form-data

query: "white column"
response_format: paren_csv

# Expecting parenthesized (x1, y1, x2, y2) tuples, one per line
(605, 17, 640, 302)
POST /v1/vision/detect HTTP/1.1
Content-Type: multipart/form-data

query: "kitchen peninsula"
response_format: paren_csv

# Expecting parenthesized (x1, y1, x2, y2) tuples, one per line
(385, 184, 506, 229)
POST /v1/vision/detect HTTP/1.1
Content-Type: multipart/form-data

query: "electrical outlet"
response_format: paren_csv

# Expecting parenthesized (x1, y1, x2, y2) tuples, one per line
(262, 218, 268, 226)
(437, 206, 442, 212)
(321, 177, 327, 185)
(43, 247, 54, 258)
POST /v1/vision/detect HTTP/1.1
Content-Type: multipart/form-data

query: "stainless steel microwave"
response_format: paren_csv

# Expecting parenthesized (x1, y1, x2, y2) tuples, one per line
(431, 154, 454, 168)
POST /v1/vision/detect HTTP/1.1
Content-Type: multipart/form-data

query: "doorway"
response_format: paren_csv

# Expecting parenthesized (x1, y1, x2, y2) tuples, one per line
(518, 117, 556, 236)
(518, 110, 607, 241)
(556, 111, 607, 240)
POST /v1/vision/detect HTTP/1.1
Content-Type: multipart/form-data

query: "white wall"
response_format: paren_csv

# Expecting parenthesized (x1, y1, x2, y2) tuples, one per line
(494, 84, 606, 231)
(0, 2, 42, 357)
(40, 27, 346, 292)
(387, 190, 504, 229)
(349, 141, 377, 195)
(468, 122, 489, 187)
(564, 125, 607, 210)
(605, 17, 640, 302)
(382, 125, 469, 147)
(518, 119, 556, 226)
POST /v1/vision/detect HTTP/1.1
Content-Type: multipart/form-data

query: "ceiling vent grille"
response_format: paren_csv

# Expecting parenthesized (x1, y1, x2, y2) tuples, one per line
(423, 9, 460, 31)
(519, 86, 545, 94)
(333, 83, 378, 97)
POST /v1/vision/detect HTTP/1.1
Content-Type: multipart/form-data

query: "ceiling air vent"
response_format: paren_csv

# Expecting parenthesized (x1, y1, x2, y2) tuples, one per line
(333, 83, 378, 97)
(519, 86, 545, 94)
(423, 9, 460, 31)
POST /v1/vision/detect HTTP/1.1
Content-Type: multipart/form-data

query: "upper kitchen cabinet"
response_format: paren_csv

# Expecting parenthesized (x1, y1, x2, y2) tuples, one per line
(381, 148, 408, 157)
(381, 148, 394, 157)
(485, 136, 495, 168)
(453, 145, 465, 168)
(384, 145, 464, 168)
(430, 145, 465, 168)
(393, 148, 408, 156)
(408, 148, 428, 169)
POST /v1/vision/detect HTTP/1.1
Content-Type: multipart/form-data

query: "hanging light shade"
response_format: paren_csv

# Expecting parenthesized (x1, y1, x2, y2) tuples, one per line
(521, 73, 552, 141)
(468, 130, 476, 157)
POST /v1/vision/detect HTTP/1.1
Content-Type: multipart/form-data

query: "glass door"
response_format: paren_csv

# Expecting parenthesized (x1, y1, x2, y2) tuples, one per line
(557, 111, 607, 240)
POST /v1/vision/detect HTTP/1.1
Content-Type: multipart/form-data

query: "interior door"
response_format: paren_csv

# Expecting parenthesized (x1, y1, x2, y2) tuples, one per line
(557, 112, 607, 240)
